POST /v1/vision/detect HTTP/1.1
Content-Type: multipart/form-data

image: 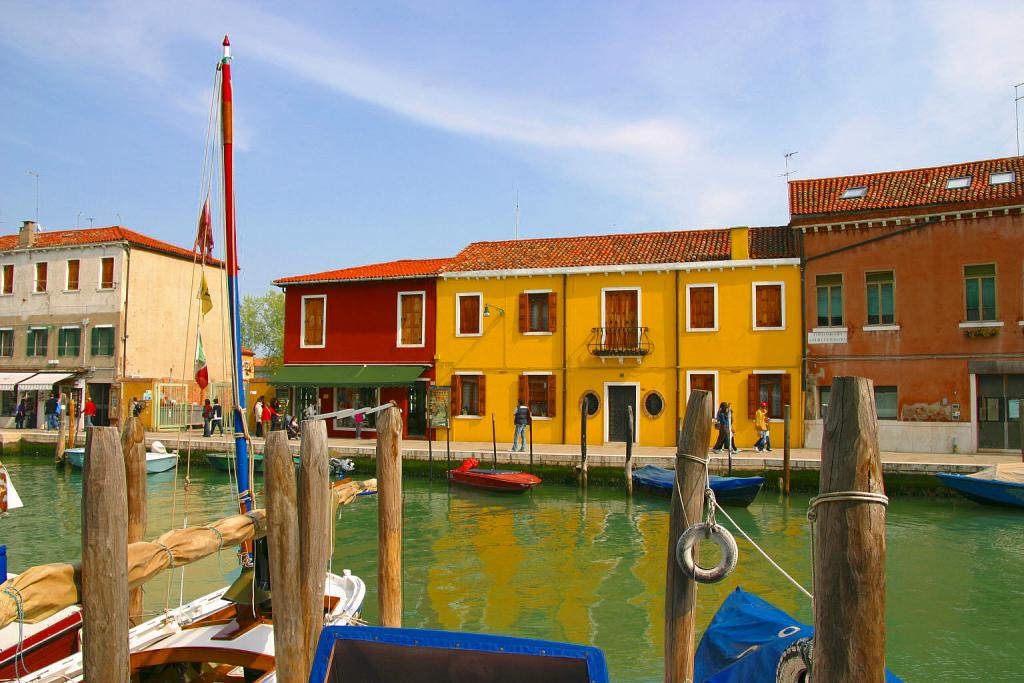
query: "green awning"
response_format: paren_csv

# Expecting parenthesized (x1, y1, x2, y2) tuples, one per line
(270, 364, 428, 387)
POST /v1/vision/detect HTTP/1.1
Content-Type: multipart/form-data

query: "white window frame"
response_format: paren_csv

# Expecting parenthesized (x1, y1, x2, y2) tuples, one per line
(523, 289, 554, 336)
(600, 287, 642, 344)
(753, 369, 787, 422)
(603, 381, 640, 445)
(98, 256, 116, 290)
(522, 370, 554, 420)
(396, 291, 426, 348)
(752, 281, 786, 331)
(685, 283, 718, 332)
(300, 294, 327, 349)
(455, 292, 483, 338)
(453, 370, 483, 418)
(0, 265, 12, 296)
(65, 259, 80, 292)
(0, 327, 13, 357)
(90, 324, 115, 357)
(27, 325, 48, 356)
(685, 370, 719, 406)
(58, 324, 82, 357)
(33, 262, 47, 294)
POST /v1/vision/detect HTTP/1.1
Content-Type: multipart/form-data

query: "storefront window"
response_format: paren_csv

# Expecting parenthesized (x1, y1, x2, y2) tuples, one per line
(334, 387, 379, 429)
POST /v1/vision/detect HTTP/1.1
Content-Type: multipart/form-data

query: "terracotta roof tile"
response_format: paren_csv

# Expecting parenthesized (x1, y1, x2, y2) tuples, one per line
(274, 258, 452, 285)
(789, 156, 1024, 218)
(748, 226, 796, 259)
(0, 226, 222, 265)
(441, 229, 732, 272)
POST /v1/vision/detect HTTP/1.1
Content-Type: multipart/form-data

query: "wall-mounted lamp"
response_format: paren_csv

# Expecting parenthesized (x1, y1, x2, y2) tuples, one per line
(483, 304, 505, 318)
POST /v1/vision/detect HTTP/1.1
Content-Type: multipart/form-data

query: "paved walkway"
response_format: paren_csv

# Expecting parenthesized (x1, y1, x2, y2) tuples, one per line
(6, 428, 1019, 475)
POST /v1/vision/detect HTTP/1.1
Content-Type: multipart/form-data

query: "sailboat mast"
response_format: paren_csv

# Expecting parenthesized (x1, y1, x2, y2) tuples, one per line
(220, 36, 252, 516)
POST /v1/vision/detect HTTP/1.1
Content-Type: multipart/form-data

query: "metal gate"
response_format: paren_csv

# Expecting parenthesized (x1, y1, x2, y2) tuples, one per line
(208, 382, 236, 431)
(154, 382, 189, 431)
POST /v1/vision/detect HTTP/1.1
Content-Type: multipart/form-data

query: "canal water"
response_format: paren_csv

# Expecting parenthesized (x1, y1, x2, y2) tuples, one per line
(1, 455, 1020, 681)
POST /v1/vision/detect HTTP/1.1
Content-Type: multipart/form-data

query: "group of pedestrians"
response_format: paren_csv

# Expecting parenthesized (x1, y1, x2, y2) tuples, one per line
(15, 392, 97, 430)
(201, 398, 224, 436)
(252, 396, 281, 437)
(711, 401, 773, 454)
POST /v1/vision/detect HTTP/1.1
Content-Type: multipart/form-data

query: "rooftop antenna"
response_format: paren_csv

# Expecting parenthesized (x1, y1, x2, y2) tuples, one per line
(27, 171, 40, 222)
(87, 217, 95, 228)
(514, 185, 520, 240)
(76, 211, 83, 229)
(778, 151, 798, 180)
(1015, 82, 1024, 156)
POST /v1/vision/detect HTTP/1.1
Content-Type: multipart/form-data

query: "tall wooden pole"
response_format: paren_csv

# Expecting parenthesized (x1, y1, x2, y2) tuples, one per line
(491, 413, 497, 470)
(121, 416, 147, 622)
(812, 377, 887, 681)
(579, 402, 588, 487)
(624, 405, 634, 495)
(298, 420, 330, 678)
(68, 397, 77, 449)
(81, 426, 128, 682)
(783, 404, 792, 496)
(55, 394, 67, 464)
(427, 428, 433, 480)
(265, 431, 303, 683)
(376, 402, 403, 627)
(529, 422, 534, 474)
(445, 421, 451, 485)
(664, 389, 712, 683)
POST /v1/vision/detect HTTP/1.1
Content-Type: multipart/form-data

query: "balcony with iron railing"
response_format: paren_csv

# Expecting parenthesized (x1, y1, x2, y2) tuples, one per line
(588, 326, 653, 358)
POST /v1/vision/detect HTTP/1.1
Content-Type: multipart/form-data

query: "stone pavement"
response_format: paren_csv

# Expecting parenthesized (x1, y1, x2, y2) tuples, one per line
(6, 427, 1018, 475)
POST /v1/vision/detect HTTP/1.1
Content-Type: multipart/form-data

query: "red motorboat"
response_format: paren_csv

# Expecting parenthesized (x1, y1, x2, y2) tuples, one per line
(449, 458, 542, 493)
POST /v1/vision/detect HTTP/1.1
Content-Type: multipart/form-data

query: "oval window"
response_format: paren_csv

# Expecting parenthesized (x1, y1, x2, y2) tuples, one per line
(643, 391, 665, 418)
(580, 391, 600, 417)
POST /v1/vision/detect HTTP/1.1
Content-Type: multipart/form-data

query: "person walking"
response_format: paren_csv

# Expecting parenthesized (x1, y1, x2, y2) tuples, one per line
(753, 401, 771, 452)
(270, 398, 282, 431)
(253, 396, 265, 437)
(353, 406, 364, 440)
(211, 398, 224, 436)
(202, 399, 213, 437)
(44, 393, 59, 430)
(711, 402, 730, 453)
(14, 400, 25, 429)
(511, 398, 531, 452)
(83, 395, 97, 429)
(261, 398, 276, 436)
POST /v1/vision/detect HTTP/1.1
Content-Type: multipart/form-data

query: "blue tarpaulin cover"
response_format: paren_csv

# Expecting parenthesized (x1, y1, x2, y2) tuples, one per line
(695, 588, 902, 682)
(632, 465, 764, 505)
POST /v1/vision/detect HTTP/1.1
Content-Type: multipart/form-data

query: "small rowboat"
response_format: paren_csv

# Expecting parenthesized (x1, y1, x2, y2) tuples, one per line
(936, 463, 1024, 509)
(449, 458, 541, 493)
(64, 446, 178, 474)
(632, 464, 764, 507)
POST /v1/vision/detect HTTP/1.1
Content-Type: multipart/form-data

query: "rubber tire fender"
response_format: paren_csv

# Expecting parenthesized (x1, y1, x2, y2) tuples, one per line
(674, 522, 738, 584)
(776, 637, 813, 682)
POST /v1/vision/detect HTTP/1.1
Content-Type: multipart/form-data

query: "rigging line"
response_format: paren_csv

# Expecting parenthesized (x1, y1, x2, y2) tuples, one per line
(715, 504, 814, 601)
(178, 442, 195, 608)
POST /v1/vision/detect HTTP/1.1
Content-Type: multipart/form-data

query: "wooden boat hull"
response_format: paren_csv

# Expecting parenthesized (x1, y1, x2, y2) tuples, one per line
(449, 468, 542, 493)
(936, 473, 1024, 508)
(632, 465, 764, 507)
(65, 449, 178, 474)
(0, 607, 82, 680)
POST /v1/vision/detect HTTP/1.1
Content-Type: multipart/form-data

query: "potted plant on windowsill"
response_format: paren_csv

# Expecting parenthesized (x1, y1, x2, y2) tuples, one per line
(964, 326, 999, 338)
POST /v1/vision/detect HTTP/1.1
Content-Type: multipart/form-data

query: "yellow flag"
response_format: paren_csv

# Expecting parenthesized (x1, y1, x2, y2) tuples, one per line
(197, 272, 214, 316)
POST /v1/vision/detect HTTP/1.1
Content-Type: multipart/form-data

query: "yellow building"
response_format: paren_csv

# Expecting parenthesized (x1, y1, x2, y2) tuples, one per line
(436, 226, 804, 448)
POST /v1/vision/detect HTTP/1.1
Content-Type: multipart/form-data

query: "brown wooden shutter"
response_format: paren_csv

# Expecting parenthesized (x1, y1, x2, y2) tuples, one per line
(451, 375, 461, 416)
(548, 292, 557, 332)
(747, 374, 758, 419)
(304, 298, 324, 345)
(690, 287, 714, 328)
(519, 294, 528, 333)
(101, 257, 114, 288)
(477, 375, 486, 416)
(547, 375, 557, 418)
(781, 373, 792, 410)
(518, 375, 528, 404)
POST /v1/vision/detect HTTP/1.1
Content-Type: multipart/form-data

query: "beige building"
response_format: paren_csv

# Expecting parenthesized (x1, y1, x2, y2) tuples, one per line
(0, 221, 228, 429)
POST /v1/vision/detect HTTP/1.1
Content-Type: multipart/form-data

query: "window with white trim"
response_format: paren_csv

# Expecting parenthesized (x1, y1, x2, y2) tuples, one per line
(753, 283, 784, 330)
(0, 329, 12, 357)
(1, 265, 11, 295)
(687, 285, 716, 330)
(66, 260, 80, 291)
(456, 293, 482, 336)
(397, 292, 425, 347)
(301, 295, 326, 347)
(34, 262, 47, 293)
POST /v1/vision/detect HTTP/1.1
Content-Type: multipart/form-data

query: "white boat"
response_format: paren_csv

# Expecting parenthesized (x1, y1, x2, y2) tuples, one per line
(64, 445, 178, 474)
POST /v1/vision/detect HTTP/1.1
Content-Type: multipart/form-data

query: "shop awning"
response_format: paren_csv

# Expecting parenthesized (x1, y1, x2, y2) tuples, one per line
(0, 373, 38, 391)
(270, 365, 428, 387)
(17, 372, 75, 391)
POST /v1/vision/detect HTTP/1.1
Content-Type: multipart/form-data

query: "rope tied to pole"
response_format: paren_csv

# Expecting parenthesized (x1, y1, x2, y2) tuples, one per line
(3, 585, 25, 678)
(807, 490, 889, 605)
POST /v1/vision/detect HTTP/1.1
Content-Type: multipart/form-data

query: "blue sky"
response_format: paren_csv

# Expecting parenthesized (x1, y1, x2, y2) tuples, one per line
(1, 1, 1021, 295)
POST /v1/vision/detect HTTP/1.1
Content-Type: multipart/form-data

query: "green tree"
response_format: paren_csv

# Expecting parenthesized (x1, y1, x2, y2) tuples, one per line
(240, 288, 284, 368)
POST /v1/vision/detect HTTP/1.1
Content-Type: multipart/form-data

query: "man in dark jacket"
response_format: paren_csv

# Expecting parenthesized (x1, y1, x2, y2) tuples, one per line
(511, 399, 531, 452)
(44, 393, 59, 430)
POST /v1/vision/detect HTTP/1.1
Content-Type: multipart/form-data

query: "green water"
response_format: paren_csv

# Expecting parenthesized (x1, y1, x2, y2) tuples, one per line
(1, 456, 1021, 681)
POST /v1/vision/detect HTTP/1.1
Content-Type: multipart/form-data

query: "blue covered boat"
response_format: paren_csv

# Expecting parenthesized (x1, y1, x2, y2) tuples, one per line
(632, 464, 764, 507)
(308, 625, 610, 683)
(936, 464, 1024, 509)
(695, 587, 903, 682)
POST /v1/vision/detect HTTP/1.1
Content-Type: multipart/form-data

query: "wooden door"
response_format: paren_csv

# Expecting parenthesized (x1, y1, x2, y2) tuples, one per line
(605, 290, 638, 350)
(607, 385, 637, 443)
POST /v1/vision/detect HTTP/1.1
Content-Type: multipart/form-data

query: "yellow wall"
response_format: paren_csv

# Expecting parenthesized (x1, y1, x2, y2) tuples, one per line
(435, 228, 804, 448)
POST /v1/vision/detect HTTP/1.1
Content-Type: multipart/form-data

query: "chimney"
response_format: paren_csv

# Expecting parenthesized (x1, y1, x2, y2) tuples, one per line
(19, 221, 38, 248)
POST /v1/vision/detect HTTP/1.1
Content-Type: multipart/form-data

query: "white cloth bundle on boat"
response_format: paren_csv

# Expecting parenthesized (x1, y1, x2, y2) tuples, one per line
(151, 440, 167, 454)
(968, 463, 1024, 484)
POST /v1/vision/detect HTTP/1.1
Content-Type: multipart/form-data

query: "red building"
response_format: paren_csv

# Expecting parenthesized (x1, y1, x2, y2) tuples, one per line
(791, 156, 1024, 453)
(272, 258, 449, 439)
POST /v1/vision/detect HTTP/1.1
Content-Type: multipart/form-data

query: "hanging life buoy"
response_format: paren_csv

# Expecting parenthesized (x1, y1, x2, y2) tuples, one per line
(674, 522, 738, 584)
(776, 637, 813, 682)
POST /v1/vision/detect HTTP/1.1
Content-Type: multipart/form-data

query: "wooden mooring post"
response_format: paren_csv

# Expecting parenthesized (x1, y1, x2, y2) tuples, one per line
(624, 405, 634, 495)
(579, 401, 588, 487)
(783, 404, 792, 496)
(121, 416, 147, 622)
(812, 376, 888, 681)
(265, 431, 304, 683)
(529, 422, 534, 474)
(298, 419, 330, 677)
(81, 426, 128, 682)
(55, 394, 67, 464)
(491, 412, 498, 469)
(427, 428, 433, 480)
(377, 402, 403, 627)
(664, 389, 712, 683)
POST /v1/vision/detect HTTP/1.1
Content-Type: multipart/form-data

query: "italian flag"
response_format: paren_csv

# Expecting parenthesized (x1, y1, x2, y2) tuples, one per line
(195, 331, 209, 389)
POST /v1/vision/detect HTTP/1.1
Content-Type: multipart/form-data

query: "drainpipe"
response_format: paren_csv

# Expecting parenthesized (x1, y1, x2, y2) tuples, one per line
(798, 229, 808, 420)
(561, 273, 568, 444)
(120, 245, 132, 425)
(674, 268, 681, 438)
